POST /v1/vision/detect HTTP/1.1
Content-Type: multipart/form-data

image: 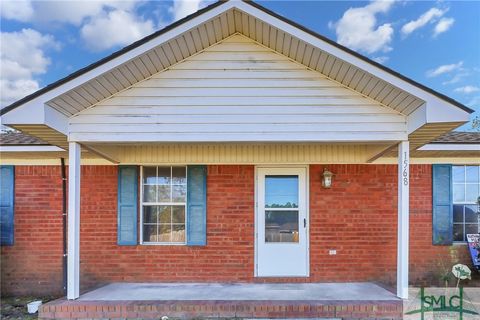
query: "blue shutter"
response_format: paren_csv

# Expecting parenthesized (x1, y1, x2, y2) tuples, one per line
(117, 166, 138, 245)
(0, 165, 14, 246)
(187, 165, 207, 246)
(432, 164, 453, 245)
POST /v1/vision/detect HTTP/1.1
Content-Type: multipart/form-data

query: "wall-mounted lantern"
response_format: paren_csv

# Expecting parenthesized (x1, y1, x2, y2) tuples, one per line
(322, 168, 334, 188)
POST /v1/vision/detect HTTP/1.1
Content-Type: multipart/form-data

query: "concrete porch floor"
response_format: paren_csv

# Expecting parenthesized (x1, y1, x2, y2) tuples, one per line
(78, 282, 399, 301)
(40, 282, 403, 320)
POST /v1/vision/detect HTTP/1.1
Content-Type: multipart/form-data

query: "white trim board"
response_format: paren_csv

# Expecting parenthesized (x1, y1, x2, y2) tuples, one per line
(0, 146, 65, 152)
(418, 144, 480, 151)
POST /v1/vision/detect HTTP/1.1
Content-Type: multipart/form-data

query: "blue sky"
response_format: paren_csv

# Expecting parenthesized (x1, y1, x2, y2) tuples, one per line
(1, 0, 479, 130)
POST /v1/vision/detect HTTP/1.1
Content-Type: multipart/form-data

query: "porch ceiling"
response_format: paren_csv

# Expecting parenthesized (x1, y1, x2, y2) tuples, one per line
(81, 142, 394, 165)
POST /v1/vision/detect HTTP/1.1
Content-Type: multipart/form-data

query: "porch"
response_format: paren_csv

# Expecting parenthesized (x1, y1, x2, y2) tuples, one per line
(39, 282, 403, 319)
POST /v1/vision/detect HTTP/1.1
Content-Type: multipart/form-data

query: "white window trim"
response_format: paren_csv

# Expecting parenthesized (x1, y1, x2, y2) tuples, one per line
(139, 165, 188, 245)
(452, 165, 480, 243)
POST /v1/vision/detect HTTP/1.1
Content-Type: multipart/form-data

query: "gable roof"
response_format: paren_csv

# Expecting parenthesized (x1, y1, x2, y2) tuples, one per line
(0, 0, 473, 117)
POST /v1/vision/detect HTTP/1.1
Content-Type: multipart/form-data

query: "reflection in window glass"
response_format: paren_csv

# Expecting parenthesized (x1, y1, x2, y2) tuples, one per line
(265, 175, 298, 208)
(265, 210, 299, 243)
(142, 166, 187, 243)
(452, 166, 480, 242)
(453, 166, 465, 183)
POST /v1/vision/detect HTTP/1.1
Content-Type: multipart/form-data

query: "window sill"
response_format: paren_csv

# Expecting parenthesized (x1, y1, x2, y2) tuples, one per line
(140, 242, 186, 246)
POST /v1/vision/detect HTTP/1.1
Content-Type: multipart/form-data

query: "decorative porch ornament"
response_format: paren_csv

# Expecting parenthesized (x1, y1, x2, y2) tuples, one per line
(322, 168, 334, 188)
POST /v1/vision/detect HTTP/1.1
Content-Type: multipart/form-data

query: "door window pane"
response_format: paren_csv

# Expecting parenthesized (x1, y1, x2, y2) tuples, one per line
(265, 175, 298, 208)
(265, 210, 299, 243)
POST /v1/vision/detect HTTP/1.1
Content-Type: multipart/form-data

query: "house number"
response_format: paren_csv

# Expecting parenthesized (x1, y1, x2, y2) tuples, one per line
(402, 151, 409, 186)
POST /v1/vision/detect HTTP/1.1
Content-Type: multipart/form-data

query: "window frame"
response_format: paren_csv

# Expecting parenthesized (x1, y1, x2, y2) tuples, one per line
(139, 165, 188, 245)
(452, 165, 480, 243)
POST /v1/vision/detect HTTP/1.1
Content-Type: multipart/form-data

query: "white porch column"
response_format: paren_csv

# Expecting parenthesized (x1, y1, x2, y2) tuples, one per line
(397, 140, 409, 299)
(67, 142, 81, 300)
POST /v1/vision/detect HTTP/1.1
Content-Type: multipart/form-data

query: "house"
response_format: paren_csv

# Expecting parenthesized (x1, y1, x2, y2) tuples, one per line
(1, 0, 479, 318)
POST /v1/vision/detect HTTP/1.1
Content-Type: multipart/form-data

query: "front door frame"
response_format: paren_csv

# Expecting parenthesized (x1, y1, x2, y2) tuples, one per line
(254, 165, 310, 277)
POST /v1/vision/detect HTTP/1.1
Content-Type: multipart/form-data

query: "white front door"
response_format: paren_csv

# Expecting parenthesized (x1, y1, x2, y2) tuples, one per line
(256, 167, 308, 277)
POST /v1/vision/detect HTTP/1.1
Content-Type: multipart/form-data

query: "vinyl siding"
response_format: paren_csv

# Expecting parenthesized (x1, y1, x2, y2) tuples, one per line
(69, 35, 407, 143)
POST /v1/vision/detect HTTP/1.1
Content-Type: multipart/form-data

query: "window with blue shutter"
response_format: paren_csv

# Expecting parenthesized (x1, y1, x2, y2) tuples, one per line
(118, 166, 138, 245)
(0, 165, 15, 246)
(432, 164, 453, 245)
(141, 166, 187, 244)
(187, 165, 207, 246)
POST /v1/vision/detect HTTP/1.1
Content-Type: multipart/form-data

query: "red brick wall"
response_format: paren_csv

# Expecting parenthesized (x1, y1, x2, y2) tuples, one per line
(80, 165, 255, 290)
(1, 164, 470, 296)
(0, 166, 64, 296)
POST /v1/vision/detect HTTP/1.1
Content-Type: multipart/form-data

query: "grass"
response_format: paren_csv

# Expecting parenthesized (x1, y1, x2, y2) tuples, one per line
(0, 296, 57, 320)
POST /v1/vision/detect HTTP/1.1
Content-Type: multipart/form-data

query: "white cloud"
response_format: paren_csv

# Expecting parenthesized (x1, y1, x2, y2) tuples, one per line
(0, 1, 143, 26)
(372, 56, 389, 64)
(0, 0, 33, 22)
(401, 7, 446, 36)
(0, 29, 60, 107)
(433, 17, 455, 37)
(169, 0, 202, 22)
(80, 10, 154, 51)
(442, 72, 469, 85)
(454, 86, 480, 94)
(330, 0, 395, 54)
(426, 61, 463, 78)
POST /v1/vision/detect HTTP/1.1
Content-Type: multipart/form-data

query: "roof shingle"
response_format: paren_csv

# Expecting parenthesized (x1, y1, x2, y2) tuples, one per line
(0, 132, 49, 145)
(431, 132, 480, 144)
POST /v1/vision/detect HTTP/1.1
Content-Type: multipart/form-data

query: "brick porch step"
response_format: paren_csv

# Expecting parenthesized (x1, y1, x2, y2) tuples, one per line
(39, 299, 403, 319)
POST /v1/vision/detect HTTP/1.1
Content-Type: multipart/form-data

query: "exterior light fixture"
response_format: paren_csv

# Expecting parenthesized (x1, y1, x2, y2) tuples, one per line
(322, 168, 334, 188)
